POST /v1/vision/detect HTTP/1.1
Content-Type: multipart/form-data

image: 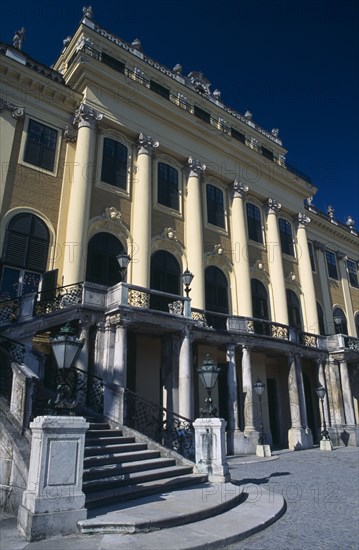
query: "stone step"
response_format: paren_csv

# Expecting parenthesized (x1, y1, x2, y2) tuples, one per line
(84, 449, 161, 468)
(85, 435, 134, 445)
(86, 429, 123, 438)
(83, 457, 176, 480)
(84, 473, 207, 510)
(84, 442, 148, 456)
(83, 465, 194, 494)
(88, 423, 110, 430)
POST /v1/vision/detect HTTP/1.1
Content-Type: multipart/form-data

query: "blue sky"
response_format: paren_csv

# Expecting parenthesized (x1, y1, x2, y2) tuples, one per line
(1, 0, 358, 226)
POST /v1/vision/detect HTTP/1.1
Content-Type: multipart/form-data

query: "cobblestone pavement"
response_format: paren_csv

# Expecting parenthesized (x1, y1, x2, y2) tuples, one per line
(227, 447, 359, 550)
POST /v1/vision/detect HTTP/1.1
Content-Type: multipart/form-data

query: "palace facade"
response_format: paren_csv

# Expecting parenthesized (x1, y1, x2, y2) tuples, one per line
(1, 7, 358, 455)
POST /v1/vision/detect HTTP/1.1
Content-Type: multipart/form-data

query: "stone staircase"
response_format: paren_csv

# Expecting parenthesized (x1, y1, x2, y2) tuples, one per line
(83, 422, 207, 509)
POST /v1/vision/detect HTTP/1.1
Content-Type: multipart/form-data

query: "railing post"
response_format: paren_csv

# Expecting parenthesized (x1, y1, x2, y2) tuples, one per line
(183, 297, 191, 318)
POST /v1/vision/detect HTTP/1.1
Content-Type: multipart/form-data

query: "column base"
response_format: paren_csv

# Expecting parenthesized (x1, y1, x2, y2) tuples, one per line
(288, 427, 313, 450)
(256, 444, 272, 457)
(17, 505, 87, 542)
(232, 430, 259, 455)
(320, 439, 333, 451)
(329, 425, 359, 447)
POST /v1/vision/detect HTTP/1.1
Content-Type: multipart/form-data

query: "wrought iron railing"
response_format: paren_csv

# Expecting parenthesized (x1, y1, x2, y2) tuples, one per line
(0, 335, 26, 364)
(34, 283, 83, 316)
(0, 298, 20, 326)
(191, 309, 228, 330)
(72, 367, 104, 414)
(298, 332, 326, 348)
(344, 336, 359, 351)
(124, 388, 195, 460)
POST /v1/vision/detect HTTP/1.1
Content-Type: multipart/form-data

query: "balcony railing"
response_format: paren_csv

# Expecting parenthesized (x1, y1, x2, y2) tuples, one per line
(0, 297, 20, 326)
(34, 282, 83, 316)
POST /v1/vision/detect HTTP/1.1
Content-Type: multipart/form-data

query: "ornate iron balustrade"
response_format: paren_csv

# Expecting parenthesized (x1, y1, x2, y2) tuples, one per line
(0, 298, 20, 326)
(298, 332, 326, 348)
(34, 283, 83, 315)
(72, 367, 104, 414)
(124, 388, 195, 460)
(344, 336, 359, 351)
(0, 335, 25, 364)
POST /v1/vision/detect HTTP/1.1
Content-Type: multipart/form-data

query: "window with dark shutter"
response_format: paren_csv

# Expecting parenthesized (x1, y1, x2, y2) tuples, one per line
(101, 138, 128, 189)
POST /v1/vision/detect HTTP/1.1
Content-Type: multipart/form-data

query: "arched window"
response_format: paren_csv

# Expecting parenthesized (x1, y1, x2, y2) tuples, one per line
(150, 251, 181, 311)
(251, 279, 269, 320)
(86, 233, 125, 286)
(333, 307, 348, 335)
(0, 213, 49, 299)
(246, 203, 263, 244)
(286, 289, 302, 330)
(316, 302, 326, 335)
(205, 266, 229, 329)
(279, 218, 294, 256)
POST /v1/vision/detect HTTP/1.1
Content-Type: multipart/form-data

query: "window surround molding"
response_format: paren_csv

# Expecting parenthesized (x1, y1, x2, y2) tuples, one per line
(18, 115, 62, 177)
(96, 129, 132, 196)
(1, 207, 56, 271)
(325, 248, 339, 281)
(278, 215, 297, 260)
(346, 257, 359, 288)
(88, 209, 132, 256)
(203, 178, 228, 234)
(153, 154, 183, 217)
(245, 198, 266, 247)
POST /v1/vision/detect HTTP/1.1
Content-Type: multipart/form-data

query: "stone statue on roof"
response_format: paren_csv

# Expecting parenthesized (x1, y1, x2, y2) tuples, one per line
(13, 27, 25, 50)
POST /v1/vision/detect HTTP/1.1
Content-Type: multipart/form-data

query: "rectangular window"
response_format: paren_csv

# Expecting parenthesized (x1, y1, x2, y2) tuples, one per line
(194, 106, 211, 123)
(23, 119, 58, 171)
(261, 147, 274, 161)
(278, 218, 294, 256)
(157, 162, 179, 210)
(206, 184, 225, 228)
(347, 259, 359, 288)
(101, 138, 128, 189)
(150, 80, 170, 99)
(231, 128, 246, 143)
(101, 52, 125, 74)
(246, 203, 263, 244)
(325, 250, 338, 280)
(308, 241, 316, 271)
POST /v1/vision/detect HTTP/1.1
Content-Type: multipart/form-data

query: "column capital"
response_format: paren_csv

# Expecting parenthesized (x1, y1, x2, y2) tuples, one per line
(242, 343, 252, 353)
(266, 198, 282, 215)
(232, 179, 249, 199)
(73, 102, 103, 129)
(137, 132, 159, 155)
(0, 97, 25, 119)
(187, 157, 206, 177)
(297, 212, 311, 228)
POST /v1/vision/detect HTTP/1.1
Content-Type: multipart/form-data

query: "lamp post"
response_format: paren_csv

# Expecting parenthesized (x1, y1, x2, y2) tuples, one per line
(181, 269, 194, 297)
(253, 377, 265, 445)
(116, 252, 131, 282)
(197, 353, 221, 417)
(316, 384, 331, 441)
(50, 324, 84, 414)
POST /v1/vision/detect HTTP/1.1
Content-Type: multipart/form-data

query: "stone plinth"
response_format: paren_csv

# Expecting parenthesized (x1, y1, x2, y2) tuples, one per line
(232, 430, 259, 454)
(17, 416, 89, 541)
(256, 444, 272, 457)
(288, 427, 313, 450)
(193, 418, 230, 482)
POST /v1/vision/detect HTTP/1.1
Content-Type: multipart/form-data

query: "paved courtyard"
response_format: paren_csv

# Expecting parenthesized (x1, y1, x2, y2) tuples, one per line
(227, 446, 359, 549)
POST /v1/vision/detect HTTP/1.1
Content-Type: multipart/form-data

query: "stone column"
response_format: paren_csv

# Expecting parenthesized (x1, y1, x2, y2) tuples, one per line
(288, 353, 313, 449)
(265, 199, 289, 325)
(0, 99, 25, 211)
(241, 345, 256, 433)
(339, 357, 356, 426)
(230, 181, 252, 317)
(178, 327, 193, 419)
(131, 133, 159, 287)
(226, 344, 240, 454)
(327, 356, 345, 427)
(17, 416, 89, 541)
(296, 213, 319, 333)
(62, 103, 103, 285)
(75, 320, 91, 373)
(103, 314, 127, 425)
(185, 157, 206, 310)
(337, 253, 356, 336)
(313, 241, 333, 333)
(317, 357, 330, 429)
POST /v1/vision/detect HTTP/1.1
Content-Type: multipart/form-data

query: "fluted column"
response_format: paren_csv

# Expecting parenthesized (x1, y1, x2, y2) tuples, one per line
(339, 357, 356, 425)
(0, 99, 25, 212)
(185, 157, 206, 310)
(242, 345, 255, 432)
(226, 345, 240, 453)
(230, 181, 252, 316)
(265, 199, 289, 325)
(296, 213, 319, 333)
(178, 327, 193, 419)
(131, 133, 159, 287)
(313, 241, 333, 333)
(62, 103, 103, 285)
(337, 253, 356, 336)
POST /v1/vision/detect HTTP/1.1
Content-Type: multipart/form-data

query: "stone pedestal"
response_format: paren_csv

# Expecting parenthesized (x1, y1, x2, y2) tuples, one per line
(320, 439, 333, 451)
(233, 430, 259, 454)
(288, 427, 313, 450)
(17, 416, 89, 541)
(256, 444, 272, 457)
(193, 418, 230, 482)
